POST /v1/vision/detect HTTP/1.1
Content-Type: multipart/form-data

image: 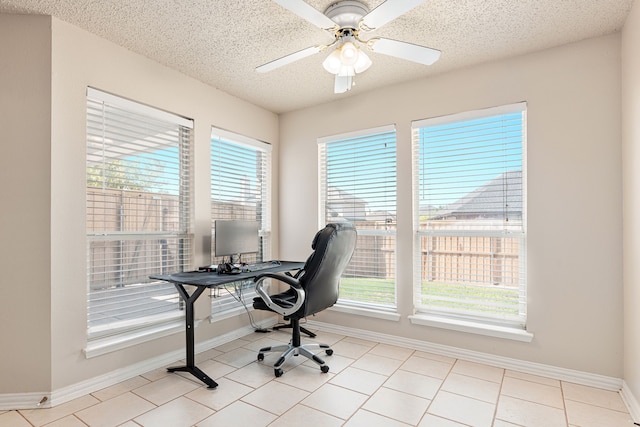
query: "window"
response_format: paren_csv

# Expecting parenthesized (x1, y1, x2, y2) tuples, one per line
(319, 125, 397, 311)
(86, 88, 193, 348)
(210, 128, 272, 316)
(412, 103, 527, 330)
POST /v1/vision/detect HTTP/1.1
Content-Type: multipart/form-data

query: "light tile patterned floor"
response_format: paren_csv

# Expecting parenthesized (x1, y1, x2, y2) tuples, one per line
(0, 328, 634, 427)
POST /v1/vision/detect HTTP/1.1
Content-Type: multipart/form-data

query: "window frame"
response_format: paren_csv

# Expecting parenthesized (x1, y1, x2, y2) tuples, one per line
(85, 87, 194, 355)
(318, 125, 398, 313)
(411, 103, 528, 335)
(209, 128, 272, 320)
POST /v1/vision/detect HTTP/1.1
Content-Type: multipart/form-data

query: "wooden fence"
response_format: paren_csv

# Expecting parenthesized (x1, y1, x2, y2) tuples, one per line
(344, 219, 521, 289)
(87, 187, 186, 289)
(87, 188, 262, 289)
(420, 233, 521, 287)
(87, 189, 520, 291)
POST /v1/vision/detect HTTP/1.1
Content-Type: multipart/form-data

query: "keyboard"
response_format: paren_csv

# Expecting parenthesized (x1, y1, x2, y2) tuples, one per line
(241, 260, 281, 272)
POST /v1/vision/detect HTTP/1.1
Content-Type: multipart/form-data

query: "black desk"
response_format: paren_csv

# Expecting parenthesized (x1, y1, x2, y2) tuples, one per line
(150, 261, 304, 388)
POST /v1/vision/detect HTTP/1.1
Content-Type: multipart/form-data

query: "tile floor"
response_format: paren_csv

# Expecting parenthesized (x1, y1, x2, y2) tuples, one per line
(0, 328, 634, 427)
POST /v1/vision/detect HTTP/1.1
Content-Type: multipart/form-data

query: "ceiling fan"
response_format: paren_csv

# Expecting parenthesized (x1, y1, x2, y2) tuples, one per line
(256, 0, 441, 93)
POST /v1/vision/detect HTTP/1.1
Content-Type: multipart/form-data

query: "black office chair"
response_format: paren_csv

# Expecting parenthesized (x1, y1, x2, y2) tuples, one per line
(253, 222, 357, 377)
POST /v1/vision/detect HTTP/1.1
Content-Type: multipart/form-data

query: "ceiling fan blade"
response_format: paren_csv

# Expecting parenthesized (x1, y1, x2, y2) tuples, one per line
(272, 0, 337, 30)
(334, 74, 353, 94)
(360, 0, 427, 30)
(256, 46, 322, 73)
(369, 38, 441, 66)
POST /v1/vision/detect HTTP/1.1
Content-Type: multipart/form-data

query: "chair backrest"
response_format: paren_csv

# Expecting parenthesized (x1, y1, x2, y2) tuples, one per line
(297, 222, 357, 317)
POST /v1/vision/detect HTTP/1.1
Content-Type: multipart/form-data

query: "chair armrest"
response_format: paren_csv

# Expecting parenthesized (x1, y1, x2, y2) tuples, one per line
(254, 272, 305, 317)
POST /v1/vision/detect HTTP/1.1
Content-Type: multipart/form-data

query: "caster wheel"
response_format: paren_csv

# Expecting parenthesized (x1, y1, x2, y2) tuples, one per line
(257, 353, 264, 361)
(321, 365, 329, 373)
(325, 349, 334, 356)
(274, 368, 283, 377)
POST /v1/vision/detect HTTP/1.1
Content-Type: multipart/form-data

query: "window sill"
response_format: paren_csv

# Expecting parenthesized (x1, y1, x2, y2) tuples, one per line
(84, 319, 191, 358)
(409, 314, 533, 342)
(329, 304, 401, 321)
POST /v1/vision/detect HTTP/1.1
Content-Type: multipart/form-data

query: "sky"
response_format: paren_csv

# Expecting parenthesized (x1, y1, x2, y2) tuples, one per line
(93, 111, 524, 215)
(323, 111, 523, 214)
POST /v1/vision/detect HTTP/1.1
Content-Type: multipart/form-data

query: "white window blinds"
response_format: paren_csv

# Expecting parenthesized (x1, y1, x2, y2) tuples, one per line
(210, 128, 272, 315)
(412, 103, 526, 327)
(86, 88, 193, 341)
(319, 125, 397, 310)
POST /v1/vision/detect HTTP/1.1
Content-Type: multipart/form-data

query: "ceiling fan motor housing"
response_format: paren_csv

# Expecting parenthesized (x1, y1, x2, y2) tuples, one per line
(324, 1, 369, 29)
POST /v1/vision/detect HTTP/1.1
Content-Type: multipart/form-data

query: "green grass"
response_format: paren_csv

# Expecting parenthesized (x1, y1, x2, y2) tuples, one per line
(422, 281, 520, 316)
(339, 277, 395, 306)
(339, 277, 520, 316)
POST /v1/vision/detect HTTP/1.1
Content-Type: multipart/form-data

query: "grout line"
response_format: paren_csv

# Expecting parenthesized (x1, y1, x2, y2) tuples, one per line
(490, 367, 507, 425)
(6, 332, 632, 427)
(560, 381, 571, 427)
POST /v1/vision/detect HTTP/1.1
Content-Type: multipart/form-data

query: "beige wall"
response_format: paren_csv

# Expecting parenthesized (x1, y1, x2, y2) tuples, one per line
(279, 34, 623, 377)
(0, 14, 53, 393)
(1, 14, 280, 394)
(622, 0, 640, 404)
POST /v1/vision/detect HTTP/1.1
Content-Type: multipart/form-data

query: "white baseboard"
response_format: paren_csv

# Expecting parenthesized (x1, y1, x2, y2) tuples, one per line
(0, 393, 51, 411)
(621, 381, 640, 423)
(0, 318, 276, 411)
(306, 320, 624, 392)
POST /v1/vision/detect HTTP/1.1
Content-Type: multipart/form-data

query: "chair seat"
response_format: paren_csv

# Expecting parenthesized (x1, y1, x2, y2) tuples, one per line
(252, 289, 298, 312)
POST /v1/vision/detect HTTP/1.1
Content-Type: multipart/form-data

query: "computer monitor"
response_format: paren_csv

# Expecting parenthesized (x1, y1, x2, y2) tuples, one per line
(214, 220, 260, 261)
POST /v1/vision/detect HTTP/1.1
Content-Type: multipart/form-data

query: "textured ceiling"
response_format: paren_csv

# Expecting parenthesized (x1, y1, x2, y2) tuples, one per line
(0, 0, 634, 113)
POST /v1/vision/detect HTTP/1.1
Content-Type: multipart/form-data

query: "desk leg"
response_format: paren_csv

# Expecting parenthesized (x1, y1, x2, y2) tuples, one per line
(167, 283, 218, 389)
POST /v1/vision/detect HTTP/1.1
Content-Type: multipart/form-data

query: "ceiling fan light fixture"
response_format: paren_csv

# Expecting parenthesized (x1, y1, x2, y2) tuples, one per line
(322, 49, 343, 74)
(323, 40, 370, 77)
(353, 49, 372, 73)
(338, 65, 355, 77)
(339, 41, 359, 66)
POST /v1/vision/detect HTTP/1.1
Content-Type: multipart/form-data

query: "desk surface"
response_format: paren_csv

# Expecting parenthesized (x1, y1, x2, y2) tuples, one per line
(150, 260, 304, 287)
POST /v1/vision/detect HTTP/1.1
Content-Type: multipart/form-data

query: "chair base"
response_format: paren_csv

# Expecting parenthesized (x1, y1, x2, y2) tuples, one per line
(273, 322, 317, 338)
(257, 342, 333, 377)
